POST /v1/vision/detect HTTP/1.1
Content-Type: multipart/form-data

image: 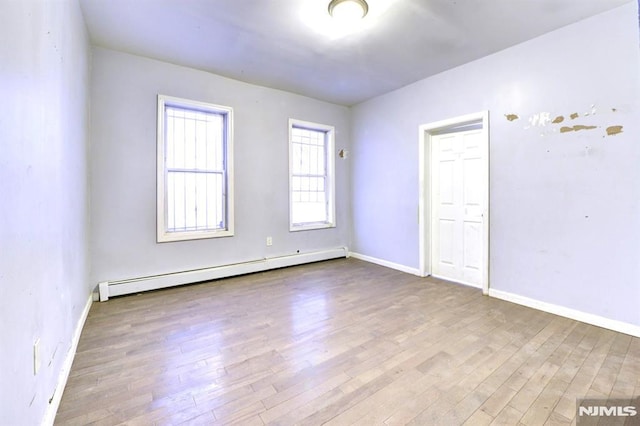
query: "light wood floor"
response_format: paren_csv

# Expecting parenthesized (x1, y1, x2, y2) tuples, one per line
(55, 258, 640, 425)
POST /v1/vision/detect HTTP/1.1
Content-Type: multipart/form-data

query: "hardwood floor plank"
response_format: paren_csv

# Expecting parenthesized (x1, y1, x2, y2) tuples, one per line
(260, 372, 351, 424)
(54, 259, 640, 425)
(544, 411, 572, 426)
(491, 404, 525, 425)
(463, 407, 494, 426)
(296, 371, 396, 425)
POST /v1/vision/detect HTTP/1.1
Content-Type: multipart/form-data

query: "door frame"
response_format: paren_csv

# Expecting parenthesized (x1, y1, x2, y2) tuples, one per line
(418, 111, 490, 294)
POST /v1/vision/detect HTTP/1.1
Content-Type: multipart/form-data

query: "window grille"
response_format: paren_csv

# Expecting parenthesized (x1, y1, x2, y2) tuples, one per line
(157, 95, 233, 242)
(289, 119, 335, 230)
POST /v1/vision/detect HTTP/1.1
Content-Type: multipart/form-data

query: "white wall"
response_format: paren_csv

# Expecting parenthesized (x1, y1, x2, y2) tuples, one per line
(90, 48, 351, 284)
(351, 2, 640, 327)
(0, 0, 91, 424)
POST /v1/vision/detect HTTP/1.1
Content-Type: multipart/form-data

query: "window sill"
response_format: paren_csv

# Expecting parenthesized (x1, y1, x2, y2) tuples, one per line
(157, 229, 234, 243)
(289, 222, 335, 232)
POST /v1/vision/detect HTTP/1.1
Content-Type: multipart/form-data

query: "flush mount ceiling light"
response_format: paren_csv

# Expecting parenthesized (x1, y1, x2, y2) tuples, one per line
(328, 0, 369, 21)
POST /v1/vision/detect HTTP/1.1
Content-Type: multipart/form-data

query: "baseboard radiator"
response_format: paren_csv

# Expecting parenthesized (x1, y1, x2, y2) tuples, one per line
(98, 247, 348, 301)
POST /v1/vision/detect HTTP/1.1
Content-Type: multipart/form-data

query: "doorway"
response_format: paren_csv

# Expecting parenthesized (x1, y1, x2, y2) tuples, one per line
(418, 111, 489, 294)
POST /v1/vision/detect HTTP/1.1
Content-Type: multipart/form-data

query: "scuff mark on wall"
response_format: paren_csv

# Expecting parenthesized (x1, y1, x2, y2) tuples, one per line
(552, 115, 564, 124)
(570, 112, 579, 120)
(606, 125, 623, 136)
(505, 114, 519, 121)
(559, 125, 598, 133)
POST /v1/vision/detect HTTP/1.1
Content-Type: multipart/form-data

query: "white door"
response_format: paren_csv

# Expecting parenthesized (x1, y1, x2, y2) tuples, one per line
(431, 129, 485, 287)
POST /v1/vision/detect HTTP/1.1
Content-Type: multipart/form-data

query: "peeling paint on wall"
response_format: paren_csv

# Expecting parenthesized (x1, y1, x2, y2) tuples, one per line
(559, 125, 598, 133)
(583, 105, 597, 116)
(528, 112, 552, 127)
(505, 105, 625, 139)
(606, 125, 623, 136)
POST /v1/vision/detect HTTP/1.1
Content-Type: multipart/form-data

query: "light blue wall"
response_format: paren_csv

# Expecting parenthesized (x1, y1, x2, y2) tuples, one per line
(0, 0, 92, 424)
(351, 2, 640, 326)
(90, 48, 352, 284)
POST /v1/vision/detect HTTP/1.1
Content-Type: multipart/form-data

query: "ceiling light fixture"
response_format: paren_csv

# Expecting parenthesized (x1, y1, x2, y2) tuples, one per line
(328, 0, 369, 21)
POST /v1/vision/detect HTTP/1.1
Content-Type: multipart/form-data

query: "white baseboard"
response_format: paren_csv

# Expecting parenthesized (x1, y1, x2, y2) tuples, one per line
(489, 288, 640, 338)
(345, 253, 640, 337)
(99, 247, 348, 301)
(43, 294, 93, 426)
(349, 252, 421, 276)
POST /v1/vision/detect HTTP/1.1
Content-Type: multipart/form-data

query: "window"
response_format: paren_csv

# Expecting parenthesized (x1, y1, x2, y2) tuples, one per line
(157, 95, 233, 242)
(289, 119, 336, 231)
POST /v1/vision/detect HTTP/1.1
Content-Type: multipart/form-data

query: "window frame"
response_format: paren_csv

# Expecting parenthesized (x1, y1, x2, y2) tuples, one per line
(288, 118, 336, 232)
(156, 94, 234, 242)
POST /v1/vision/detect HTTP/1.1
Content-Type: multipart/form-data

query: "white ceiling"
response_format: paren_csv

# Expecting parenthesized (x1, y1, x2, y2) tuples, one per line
(80, 0, 630, 106)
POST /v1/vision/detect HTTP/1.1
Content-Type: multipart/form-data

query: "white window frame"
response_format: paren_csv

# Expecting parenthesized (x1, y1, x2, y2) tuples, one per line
(157, 94, 234, 242)
(288, 118, 336, 231)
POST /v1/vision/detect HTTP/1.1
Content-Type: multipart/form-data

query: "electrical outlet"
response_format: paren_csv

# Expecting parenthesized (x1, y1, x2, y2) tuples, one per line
(266, 236, 273, 246)
(33, 339, 40, 375)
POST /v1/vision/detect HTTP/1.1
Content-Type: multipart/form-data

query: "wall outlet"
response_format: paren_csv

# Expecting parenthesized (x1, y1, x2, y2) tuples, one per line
(266, 236, 273, 246)
(33, 339, 40, 375)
